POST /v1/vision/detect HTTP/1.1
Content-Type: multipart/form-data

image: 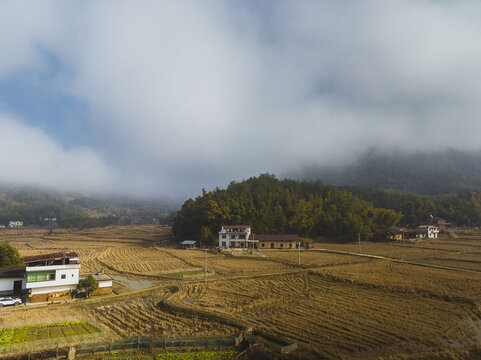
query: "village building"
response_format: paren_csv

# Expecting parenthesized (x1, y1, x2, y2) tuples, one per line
(83, 272, 113, 296)
(257, 234, 299, 249)
(417, 225, 439, 239)
(180, 240, 198, 249)
(400, 225, 439, 241)
(23, 252, 80, 302)
(8, 221, 23, 228)
(218, 225, 257, 248)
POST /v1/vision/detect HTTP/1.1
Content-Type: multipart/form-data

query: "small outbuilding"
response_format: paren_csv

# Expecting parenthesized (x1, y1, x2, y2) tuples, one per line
(257, 234, 299, 249)
(180, 240, 198, 249)
(81, 272, 113, 296)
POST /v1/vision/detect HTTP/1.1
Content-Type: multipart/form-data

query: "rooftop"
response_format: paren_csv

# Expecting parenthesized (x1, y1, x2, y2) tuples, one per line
(256, 234, 299, 241)
(23, 252, 79, 263)
(180, 240, 197, 245)
(0, 266, 25, 279)
(222, 225, 251, 229)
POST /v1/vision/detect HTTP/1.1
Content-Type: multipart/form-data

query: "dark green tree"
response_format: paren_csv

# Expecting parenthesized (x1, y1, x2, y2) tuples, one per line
(0, 244, 23, 267)
(78, 275, 99, 298)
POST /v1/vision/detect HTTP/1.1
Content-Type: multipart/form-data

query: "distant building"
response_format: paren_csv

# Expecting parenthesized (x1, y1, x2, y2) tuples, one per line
(180, 240, 198, 249)
(388, 231, 404, 241)
(257, 234, 299, 249)
(0, 224, 5, 229)
(430, 216, 449, 230)
(219, 225, 256, 248)
(419, 225, 439, 238)
(403, 225, 439, 240)
(8, 221, 23, 228)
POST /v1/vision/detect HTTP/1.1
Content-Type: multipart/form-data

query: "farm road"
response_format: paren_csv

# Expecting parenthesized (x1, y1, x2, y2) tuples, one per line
(310, 248, 481, 274)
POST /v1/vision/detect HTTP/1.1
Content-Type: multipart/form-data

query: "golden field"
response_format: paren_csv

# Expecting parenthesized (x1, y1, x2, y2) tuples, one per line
(2, 226, 481, 359)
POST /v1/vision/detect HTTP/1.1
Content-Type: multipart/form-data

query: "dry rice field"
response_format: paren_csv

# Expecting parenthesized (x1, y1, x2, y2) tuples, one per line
(3, 226, 481, 358)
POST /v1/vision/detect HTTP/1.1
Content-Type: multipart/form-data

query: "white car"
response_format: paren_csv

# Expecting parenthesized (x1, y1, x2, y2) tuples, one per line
(0, 297, 22, 307)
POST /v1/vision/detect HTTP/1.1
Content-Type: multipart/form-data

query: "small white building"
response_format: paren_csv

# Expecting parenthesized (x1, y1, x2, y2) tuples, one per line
(219, 225, 256, 248)
(81, 272, 113, 296)
(23, 252, 80, 302)
(8, 221, 23, 228)
(417, 225, 439, 239)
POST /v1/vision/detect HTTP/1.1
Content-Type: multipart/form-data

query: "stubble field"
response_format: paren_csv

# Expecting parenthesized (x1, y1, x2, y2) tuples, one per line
(2, 226, 481, 359)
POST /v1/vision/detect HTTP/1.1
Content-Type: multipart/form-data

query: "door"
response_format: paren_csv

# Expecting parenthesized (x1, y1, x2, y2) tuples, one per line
(13, 280, 22, 295)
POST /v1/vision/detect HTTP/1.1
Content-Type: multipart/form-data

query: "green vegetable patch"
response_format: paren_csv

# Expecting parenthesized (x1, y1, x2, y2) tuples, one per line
(0, 321, 101, 349)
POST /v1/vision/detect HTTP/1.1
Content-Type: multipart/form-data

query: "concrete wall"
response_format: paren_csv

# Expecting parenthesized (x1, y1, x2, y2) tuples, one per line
(98, 280, 112, 288)
(30, 284, 77, 296)
(259, 240, 295, 249)
(30, 289, 72, 303)
(0, 278, 24, 296)
(91, 286, 112, 296)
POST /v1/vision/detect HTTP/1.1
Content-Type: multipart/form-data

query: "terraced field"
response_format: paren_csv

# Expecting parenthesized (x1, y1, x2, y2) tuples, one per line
(3, 226, 481, 358)
(90, 296, 237, 338)
(261, 250, 369, 268)
(175, 272, 481, 358)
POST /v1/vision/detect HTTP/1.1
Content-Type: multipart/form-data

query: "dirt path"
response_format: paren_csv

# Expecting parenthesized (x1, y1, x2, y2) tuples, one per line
(310, 248, 481, 274)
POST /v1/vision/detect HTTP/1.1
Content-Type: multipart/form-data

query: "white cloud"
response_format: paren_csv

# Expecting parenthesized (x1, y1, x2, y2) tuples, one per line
(0, 113, 117, 194)
(2, 1, 481, 196)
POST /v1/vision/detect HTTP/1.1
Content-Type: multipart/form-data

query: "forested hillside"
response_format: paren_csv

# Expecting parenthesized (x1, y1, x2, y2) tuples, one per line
(297, 148, 481, 195)
(349, 188, 481, 227)
(172, 174, 402, 244)
(0, 186, 175, 228)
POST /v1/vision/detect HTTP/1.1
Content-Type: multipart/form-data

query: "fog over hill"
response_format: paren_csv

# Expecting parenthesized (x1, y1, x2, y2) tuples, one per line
(293, 148, 481, 195)
(2, 2, 481, 198)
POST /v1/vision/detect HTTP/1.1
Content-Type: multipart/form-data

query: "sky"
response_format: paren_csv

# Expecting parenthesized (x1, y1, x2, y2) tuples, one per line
(1, 0, 481, 199)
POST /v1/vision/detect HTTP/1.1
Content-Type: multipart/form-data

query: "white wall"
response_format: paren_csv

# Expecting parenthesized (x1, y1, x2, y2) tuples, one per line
(30, 285, 77, 295)
(0, 278, 24, 295)
(98, 280, 113, 288)
(25, 264, 80, 290)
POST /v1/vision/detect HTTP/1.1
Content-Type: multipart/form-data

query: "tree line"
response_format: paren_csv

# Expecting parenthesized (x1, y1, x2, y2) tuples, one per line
(172, 174, 402, 244)
(348, 187, 481, 227)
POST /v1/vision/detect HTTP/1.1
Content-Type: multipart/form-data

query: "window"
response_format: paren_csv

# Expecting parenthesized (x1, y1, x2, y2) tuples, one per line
(261, 243, 265, 247)
(222, 241, 226, 247)
(270, 243, 274, 249)
(238, 234, 245, 239)
(289, 243, 292, 248)
(222, 234, 226, 239)
(61, 274, 66, 279)
(280, 243, 284, 248)
(27, 271, 56, 282)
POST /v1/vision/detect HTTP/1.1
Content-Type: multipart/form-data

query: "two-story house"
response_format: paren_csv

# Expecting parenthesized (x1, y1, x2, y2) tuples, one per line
(23, 252, 80, 302)
(218, 225, 254, 248)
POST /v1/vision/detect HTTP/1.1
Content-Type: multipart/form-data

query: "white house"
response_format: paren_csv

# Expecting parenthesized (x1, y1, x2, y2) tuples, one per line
(23, 252, 80, 302)
(219, 225, 256, 248)
(8, 221, 23, 228)
(417, 225, 439, 239)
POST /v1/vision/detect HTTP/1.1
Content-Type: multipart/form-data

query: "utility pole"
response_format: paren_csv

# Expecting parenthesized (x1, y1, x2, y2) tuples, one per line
(298, 241, 301, 266)
(358, 232, 361, 253)
(204, 248, 207, 286)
